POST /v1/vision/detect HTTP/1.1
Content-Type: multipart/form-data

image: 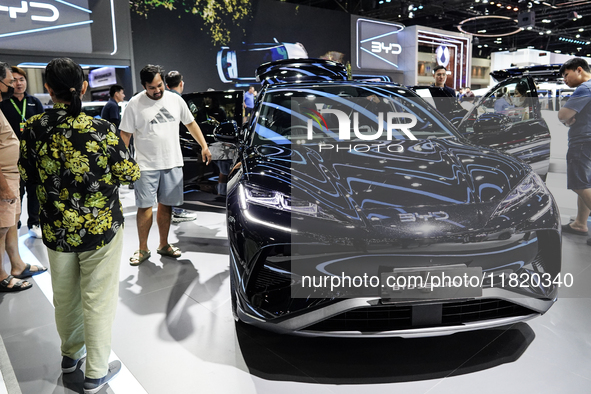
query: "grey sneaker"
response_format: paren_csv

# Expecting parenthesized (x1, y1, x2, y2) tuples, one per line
(28, 224, 42, 239)
(83, 360, 121, 394)
(172, 209, 196, 223)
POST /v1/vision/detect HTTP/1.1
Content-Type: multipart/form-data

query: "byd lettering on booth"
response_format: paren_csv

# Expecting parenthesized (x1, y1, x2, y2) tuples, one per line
(0, 1, 58, 22)
(371, 42, 402, 55)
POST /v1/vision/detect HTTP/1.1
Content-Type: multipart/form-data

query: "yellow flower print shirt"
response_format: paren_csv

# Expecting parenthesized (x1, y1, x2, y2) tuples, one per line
(19, 103, 140, 252)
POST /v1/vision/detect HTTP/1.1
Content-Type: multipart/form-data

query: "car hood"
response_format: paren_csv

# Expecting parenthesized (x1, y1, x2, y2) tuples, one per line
(243, 138, 530, 224)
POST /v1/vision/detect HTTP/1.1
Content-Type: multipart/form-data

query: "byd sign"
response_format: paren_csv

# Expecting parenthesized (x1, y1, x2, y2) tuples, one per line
(0, 1, 58, 22)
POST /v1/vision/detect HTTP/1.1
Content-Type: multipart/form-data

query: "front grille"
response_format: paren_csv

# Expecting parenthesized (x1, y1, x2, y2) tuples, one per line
(441, 299, 533, 324)
(253, 265, 292, 292)
(306, 299, 535, 332)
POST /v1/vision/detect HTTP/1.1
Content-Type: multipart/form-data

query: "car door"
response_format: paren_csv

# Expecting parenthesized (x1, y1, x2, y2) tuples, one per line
(180, 90, 243, 202)
(457, 76, 551, 179)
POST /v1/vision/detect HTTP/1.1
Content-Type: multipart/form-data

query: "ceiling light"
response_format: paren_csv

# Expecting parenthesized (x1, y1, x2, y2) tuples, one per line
(528, 46, 535, 48)
(539, 32, 544, 35)
(577, 34, 581, 38)
(478, 29, 487, 33)
(419, 5, 423, 9)
(478, 45, 483, 48)
(555, 50, 561, 53)
(484, 44, 488, 47)
(513, 7, 518, 11)
(578, 47, 582, 51)
(542, 19, 551, 23)
(546, 30, 552, 34)
(579, 28, 585, 32)
(497, 3, 502, 6)
(527, 26, 533, 30)
(506, 5, 512, 9)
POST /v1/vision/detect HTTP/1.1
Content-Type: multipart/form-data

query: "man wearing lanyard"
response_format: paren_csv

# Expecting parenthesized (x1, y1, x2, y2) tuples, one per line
(0, 66, 44, 238)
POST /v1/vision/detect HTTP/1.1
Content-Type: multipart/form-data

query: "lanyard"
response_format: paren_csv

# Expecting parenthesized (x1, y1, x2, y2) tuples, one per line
(10, 98, 27, 122)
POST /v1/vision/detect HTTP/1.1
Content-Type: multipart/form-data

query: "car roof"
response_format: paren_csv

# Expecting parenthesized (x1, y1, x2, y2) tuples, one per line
(256, 58, 348, 86)
(263, 79, 410, 93)
(490, 64, 562, 83)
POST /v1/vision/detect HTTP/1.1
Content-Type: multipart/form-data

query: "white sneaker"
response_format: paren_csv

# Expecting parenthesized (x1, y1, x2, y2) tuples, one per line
(28, 224, 42, 239)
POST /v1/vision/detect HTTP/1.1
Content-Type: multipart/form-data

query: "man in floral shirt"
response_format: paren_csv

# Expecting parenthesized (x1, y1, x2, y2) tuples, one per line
(19, 58, 140, 393)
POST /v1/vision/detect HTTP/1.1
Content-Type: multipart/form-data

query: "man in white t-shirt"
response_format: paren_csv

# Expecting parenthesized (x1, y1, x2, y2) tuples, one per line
(120, 64, 211, 265)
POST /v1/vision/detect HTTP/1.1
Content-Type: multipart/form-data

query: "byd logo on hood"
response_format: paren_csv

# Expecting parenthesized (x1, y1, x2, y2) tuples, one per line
(303, 108, 418, 141)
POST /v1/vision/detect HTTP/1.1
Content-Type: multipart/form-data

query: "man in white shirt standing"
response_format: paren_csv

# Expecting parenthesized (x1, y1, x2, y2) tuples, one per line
(120, 65, 211, 265)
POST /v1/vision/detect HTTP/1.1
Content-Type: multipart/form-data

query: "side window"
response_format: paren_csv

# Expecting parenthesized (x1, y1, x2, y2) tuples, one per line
(467, 77, 536, 128)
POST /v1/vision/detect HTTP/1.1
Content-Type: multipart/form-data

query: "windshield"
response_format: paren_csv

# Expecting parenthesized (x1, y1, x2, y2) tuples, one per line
(250, 84, 461, 146)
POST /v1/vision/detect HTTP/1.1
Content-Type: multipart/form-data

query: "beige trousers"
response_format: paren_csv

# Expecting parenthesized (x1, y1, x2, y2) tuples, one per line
(47, 228, 123, 379)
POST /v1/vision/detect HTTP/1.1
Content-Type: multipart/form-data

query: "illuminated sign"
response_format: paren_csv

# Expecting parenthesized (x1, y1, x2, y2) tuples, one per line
(0, 0, 118, 55)
(88, 66, 116, 88)
(356, 18, 404, 70)
(0, 2, 59, 22)
(436, 45, 450, 67)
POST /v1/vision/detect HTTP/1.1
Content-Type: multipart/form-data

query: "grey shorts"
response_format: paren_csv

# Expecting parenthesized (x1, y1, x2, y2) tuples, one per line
(134, 167, 184, 208)
(567, 143, 591, 190)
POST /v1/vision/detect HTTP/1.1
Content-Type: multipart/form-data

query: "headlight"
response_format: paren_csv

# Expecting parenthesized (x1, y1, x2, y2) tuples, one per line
(238, 183, 336, 221)
(490, 172, 548, 218)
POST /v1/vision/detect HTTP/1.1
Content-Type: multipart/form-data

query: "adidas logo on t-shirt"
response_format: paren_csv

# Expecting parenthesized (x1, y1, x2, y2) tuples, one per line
(150, 108, 176, 124)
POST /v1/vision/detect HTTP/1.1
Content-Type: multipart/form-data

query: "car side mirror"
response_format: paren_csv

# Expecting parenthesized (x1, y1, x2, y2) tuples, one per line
(214, 120, 239, 143)
(473, 113, 511, 134)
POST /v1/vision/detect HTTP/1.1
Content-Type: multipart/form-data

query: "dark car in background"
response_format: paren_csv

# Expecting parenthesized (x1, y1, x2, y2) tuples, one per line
(222, 59, 561, 337)
(412, 65, 561, 180)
